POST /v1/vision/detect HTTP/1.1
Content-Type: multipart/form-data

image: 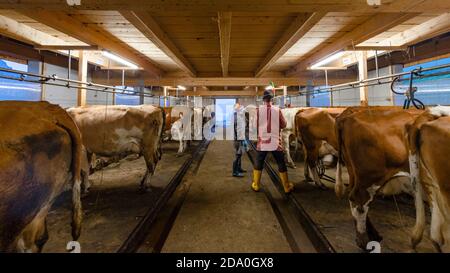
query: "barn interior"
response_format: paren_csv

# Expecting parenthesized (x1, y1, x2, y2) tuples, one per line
(0, 0, 450, 255)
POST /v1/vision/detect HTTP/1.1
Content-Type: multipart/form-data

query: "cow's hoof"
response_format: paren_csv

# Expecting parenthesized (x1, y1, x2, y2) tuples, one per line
(176, 153, 184, 158)
(356, 236, 371, 251)
(138, 187, 151, 194)
(304, 177, 313, 183)
(287, 163, 297, 169)
(432, 242, 443, 253)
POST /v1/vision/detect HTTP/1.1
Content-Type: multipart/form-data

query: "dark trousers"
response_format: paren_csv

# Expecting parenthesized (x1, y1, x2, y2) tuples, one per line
(232, 140, 245, 174)
(232, 154, 242, 174)
(254, 150, 287, 172)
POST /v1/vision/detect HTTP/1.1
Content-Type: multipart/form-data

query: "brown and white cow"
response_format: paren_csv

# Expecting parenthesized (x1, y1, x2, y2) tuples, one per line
(170, 106, 204, 154)
(295, 107, 346, 188)
(335, 107, 422, 249)
(407, 106, 450, 252)
(67, 105, 164, 192)
(0, 101, 82, 252)
(281, 107, 308, 168)
(162, 106, 204, 154)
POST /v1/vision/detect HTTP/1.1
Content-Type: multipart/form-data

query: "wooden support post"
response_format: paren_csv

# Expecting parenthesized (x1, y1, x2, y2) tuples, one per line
(77, 50, 87, 106)
(306, 80, 312, 107)
(389, 65, 395, 106)
(325, 70, 334, 106)
(218, 12, 231, 77)
(163, 86, 168, 107)
(40, 61, 46, 101)
(357, 51, 368, 106)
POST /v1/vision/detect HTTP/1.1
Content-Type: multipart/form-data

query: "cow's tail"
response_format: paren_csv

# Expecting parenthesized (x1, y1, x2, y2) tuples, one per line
(334, 118, 345, 198)
(406, 120, 426, 249)
(406, 112, 433, 250)
(53, 106, 83, 241)
(158, 107, 166, 160)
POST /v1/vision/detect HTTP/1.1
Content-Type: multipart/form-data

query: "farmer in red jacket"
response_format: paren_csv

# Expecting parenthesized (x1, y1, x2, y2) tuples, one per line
(251, 89, 294, 193)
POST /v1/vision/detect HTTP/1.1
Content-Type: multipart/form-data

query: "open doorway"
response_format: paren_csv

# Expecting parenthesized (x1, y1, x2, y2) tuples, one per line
(215, 98, 236, 128)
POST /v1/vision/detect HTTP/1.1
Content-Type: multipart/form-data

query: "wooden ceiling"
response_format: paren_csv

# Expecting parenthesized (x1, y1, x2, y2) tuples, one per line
(0, 0, 449, 88)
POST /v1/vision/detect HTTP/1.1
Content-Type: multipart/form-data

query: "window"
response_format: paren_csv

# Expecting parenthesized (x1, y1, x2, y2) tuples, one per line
(215, 99, 236, 127)
(0, 59, 40, 101)
(114, 86, 140, 105)
(310, 90, 330, 107)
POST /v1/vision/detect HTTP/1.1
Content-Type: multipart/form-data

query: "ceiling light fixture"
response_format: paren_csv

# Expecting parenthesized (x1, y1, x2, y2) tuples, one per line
(310, 51, 345, 69)
(102, 51, 139, 69)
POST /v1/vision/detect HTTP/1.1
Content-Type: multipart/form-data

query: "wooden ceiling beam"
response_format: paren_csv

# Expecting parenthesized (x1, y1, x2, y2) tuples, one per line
(255, 12, 326, 77)
(1, 0, 449, 13)
(0, 14, 71, 46)
(0, 15, 107, 66)
(176, 90, 300, 97)
(217, 12, 232, 77)
(20, 10, 163, 77)
(370, 12, 450, 47)
(34, 45, 99, 51)
(91, 72, 357, 87)
(344, 46, 408, 51)
(285, 12, 420, 76)
(120, 10, 196, 77)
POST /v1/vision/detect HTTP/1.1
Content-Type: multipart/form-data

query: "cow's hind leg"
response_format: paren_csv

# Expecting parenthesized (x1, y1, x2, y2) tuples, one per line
(139, 170, 151, 193)
(301, 144, 312, 182)
(80, 168, 91, 197)
(440, 218, 450, 253)
(304, 144, 326, 189)
(284, 134, 296, 169)
(176, 138, 184, 156)
(349, 184, 382, 250)
(19, 208, 49, 253)
(140, 147, 159, 192)
(430, 199, 444, 252)
(35, 219, 49, 253)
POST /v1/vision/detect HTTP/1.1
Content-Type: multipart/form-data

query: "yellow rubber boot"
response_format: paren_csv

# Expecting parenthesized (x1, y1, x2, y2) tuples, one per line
(251, 170, 262, 192)
(279, 171, 294, 193)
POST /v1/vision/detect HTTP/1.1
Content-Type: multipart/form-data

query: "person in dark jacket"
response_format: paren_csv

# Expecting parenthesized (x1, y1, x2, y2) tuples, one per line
(232, 101, 246, 177)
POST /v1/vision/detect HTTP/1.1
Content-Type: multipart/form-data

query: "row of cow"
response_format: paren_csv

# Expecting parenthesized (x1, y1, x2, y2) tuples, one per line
(279, 105, 450, 252)
(0, 101, 216, 253)
(1, 100, 448, 252)
(0, 101, 167, 252)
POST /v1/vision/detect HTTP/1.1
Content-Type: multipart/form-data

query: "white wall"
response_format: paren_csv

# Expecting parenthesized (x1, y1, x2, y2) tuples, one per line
(43, 63, 78, 108)
(288, 95, 307, 107)
(86, 71, 114, 106)
(332, 64, 403, 106)
(144, 95, 160, 106)
(367, 65, 403, 106)
(238, 97, 256, 106)
(42, 63, 113, 108)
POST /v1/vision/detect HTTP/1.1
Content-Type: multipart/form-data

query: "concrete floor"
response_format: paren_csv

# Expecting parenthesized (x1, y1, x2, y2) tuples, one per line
(162, 140, 292, 253)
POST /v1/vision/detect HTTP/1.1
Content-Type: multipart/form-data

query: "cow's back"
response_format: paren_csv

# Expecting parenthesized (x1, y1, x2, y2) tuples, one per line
(422, 116, 450, 192)
(67, 105, 163, 157)
(338, 108, 422, 181)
